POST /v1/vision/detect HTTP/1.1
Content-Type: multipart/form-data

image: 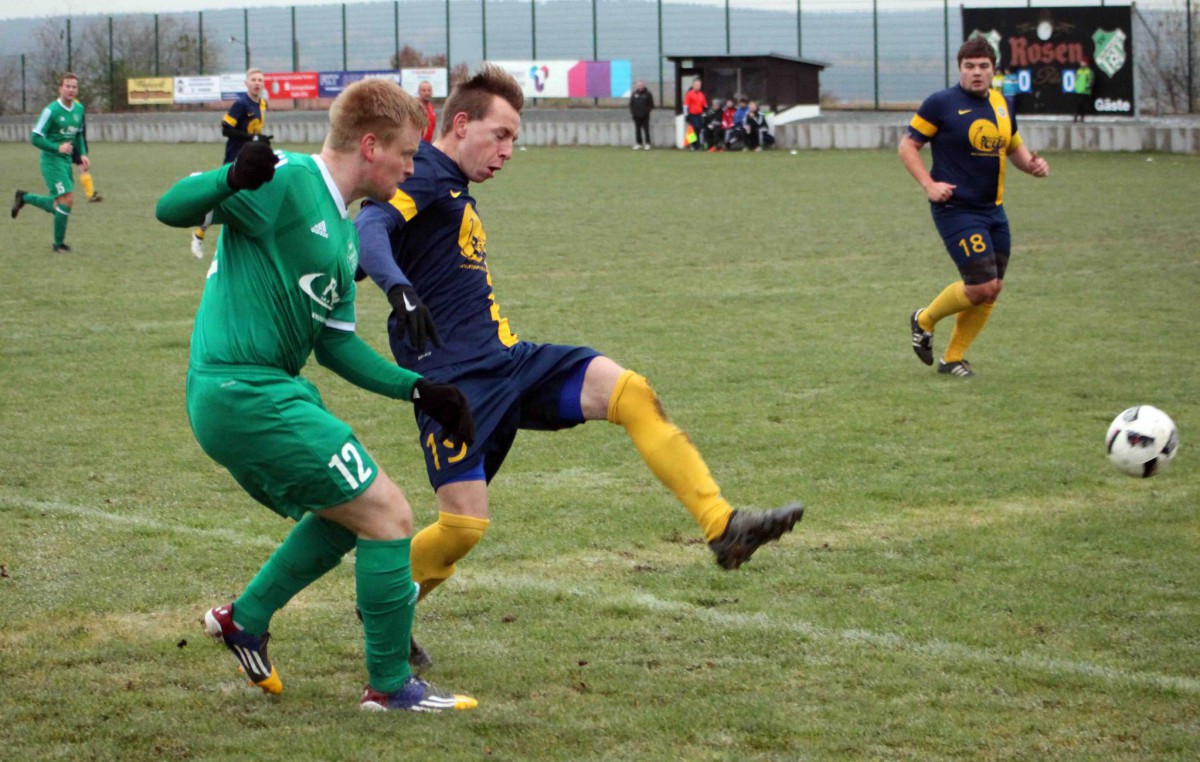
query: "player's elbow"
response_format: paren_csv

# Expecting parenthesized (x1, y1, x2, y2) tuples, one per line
(155, 196, 192, 228)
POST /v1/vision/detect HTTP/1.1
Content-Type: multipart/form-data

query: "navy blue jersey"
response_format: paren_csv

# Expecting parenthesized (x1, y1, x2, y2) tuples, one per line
(355, 142, 518, 371)
(907, 85, 1024, 208)
(222, 92, 267, 164)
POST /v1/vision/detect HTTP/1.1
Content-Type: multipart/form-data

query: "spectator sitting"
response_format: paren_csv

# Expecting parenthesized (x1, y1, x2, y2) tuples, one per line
(703, 99, 726, 151)
(744, 101, 775, 151)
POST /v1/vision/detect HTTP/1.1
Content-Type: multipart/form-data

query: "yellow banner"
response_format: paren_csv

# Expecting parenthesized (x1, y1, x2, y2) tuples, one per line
(127, 77, 174, 105)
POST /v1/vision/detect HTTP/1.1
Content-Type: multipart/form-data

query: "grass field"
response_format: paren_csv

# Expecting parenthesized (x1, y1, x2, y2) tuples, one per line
(1, 141, 1198, 760)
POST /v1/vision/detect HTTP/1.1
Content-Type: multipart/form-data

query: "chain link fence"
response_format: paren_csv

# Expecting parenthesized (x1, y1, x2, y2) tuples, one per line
(0, 0, 1194, 116)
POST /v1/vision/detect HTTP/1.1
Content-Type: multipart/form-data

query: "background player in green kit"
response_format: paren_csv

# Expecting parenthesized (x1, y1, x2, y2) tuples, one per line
(155, 78, 478, 713)
(11, 73, 90, 252)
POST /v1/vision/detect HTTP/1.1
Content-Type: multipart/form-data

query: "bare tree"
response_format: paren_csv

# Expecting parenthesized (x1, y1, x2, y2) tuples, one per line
(1134, 1, 1197, 115)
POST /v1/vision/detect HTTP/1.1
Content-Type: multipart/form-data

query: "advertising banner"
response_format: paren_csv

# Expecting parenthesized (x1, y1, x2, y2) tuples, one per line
(400, 68, 449, 98)
(173, 75, 222, 103)
(490, 60, 632, 99)
(962, 6, 1134, 116)
(317, 70, 402, 98)
(266, 72, 319, 99)
(219, 72, 250, 100)
(127, 77, 173, 105)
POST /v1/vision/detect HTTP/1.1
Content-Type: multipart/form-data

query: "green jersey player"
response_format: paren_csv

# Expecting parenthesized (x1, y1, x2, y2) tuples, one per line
(155, 78, 478, 712)
(12, 73, 90, 252)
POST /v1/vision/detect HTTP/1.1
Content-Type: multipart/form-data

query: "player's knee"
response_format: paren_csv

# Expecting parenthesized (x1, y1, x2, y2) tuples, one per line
(345, 476, 413, 539)
(412, 513, 489, 576)
(607, 371, 667, 426)
(58, 193, 74, 207)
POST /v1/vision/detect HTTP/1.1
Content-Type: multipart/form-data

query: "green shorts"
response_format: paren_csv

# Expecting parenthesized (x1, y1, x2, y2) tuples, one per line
(40, 154, 73, 197)
(186, 365, 380, 521)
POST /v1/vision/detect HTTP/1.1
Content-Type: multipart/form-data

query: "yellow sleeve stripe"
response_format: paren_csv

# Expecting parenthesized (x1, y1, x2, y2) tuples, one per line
(909, 115, 937, 138)
(222, 114, 237, 127)
(1008, 131, 1024, 152)
(388, 189, 418, 221)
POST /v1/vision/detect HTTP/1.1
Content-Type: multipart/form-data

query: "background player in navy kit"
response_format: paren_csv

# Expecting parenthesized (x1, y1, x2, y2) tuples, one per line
(900, 37, 1049, 377)
(355, 65, 804, 671)
(191, 68, 271, 258)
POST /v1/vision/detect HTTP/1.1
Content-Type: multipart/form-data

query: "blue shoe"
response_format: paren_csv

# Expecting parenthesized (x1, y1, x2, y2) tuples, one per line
(203, 603, 283, 694)
(360, 676, 478, 712)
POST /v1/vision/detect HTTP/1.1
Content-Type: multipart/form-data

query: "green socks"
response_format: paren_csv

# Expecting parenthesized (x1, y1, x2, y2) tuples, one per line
(23, 192, 56, 212)
(53, 205, 70, 246)
(356, 537, 417, 693)
(232, 514, 356, 635)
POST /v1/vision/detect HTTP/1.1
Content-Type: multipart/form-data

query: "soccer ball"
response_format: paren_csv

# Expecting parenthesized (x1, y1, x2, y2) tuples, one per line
(1105, 405, 1179, 478)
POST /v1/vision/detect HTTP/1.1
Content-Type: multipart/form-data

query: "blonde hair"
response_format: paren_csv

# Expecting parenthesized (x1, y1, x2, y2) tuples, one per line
(327, 78, 427, 151)
(439, 64, 524, 137)
(246, 68, 264, 79)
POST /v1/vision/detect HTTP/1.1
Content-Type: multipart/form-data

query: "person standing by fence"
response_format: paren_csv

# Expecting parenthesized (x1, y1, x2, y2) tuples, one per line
(630, 79, 654, 149)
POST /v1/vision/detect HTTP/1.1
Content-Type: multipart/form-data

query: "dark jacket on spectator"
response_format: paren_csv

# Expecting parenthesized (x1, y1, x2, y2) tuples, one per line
(630, 88, 655, 119)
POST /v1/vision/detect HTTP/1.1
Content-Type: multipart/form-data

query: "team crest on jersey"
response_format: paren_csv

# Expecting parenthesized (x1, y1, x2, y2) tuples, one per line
(299, 272, 340, 310)
(457, 203, 486, 263)
(969, 119, 1004, 155)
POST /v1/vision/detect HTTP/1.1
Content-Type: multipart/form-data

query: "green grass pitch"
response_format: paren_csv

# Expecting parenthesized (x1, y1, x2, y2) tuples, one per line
(1, 141, 1198, 759)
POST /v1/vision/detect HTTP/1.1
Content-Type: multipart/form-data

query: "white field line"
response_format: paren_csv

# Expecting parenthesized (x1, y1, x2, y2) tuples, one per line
(7, 495, 1200, 696)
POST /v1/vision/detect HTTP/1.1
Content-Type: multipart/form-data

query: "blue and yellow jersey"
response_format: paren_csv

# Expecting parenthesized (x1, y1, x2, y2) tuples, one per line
(222, 92, 267, 164)
(355, 142, 517, 371)
(907, 84, 1024, 208)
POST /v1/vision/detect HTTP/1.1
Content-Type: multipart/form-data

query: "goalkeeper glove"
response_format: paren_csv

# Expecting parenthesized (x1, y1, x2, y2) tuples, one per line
(227, 141, 277, 191)
(412, 379, 475, 447)
(387, 284, 442, 353)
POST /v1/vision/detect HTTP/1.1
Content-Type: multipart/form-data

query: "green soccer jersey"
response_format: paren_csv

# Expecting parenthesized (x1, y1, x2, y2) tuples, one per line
(189, 152, 360, 375)
(31, 98, 86, 156)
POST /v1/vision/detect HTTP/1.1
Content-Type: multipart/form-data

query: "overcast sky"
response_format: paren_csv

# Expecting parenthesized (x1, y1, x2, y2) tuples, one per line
(0, 0, 904, 23)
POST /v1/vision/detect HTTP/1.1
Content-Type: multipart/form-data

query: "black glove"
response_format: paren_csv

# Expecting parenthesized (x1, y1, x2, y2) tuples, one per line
(412, 379, 475, 447)
(252, 133, 274, 145)
(387, 284, 441, 353)
(227, 141, 277, 191)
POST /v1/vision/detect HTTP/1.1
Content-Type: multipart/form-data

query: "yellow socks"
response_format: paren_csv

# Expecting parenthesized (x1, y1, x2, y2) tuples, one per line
(944, 302, 994, 363)
(79, 172, 95, 199)
(607, 370, 732, 542)
(918, 281, 972, 333)
(409, 512, 489, 601)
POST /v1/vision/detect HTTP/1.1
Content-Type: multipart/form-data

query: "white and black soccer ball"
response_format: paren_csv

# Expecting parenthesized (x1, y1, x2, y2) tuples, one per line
(1105, 405, 1180, 478)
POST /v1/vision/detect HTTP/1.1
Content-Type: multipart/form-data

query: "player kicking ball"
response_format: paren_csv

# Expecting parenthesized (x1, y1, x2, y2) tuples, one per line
(355, 65, 805, 674)
(156, 78, 477, 712)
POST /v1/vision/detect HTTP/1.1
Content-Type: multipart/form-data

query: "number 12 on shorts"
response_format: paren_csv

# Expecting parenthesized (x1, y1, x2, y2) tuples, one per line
(958, 234, 987, 257)
(328, 442, 373, 489)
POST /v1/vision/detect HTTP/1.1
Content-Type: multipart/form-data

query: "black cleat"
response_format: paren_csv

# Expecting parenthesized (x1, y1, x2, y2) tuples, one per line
(910, 310, 934, 366)
(709, 503, 805, 570)
(408, 637, 433, 677)
(356, 606, 433, 675)
(937, 359, 975, 378)
(88, 193, 104, 203)
(52, 243, 72, 253)
(11, 190, 26, 219)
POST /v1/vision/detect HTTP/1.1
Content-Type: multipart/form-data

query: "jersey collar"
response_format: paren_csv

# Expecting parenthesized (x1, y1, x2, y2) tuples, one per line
(57, 98, 77, 111)
(310, 154, 348, 219)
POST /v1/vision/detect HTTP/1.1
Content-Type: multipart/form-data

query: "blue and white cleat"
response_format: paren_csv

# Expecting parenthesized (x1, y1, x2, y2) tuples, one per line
(203, 603, 283, 694)
(360, 676, 478, 712)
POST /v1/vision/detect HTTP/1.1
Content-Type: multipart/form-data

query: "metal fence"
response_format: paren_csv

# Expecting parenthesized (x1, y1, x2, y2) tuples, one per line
(0, 0, 1194, 116)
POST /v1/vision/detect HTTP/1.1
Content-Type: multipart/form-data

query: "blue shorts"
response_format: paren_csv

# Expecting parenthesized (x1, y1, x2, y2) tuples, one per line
(414, 342, 601, 489)
(930, 203, 1012, 285)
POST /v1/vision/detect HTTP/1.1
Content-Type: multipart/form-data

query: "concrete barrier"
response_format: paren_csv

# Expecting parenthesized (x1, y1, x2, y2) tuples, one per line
(1, 112, 1195, 153)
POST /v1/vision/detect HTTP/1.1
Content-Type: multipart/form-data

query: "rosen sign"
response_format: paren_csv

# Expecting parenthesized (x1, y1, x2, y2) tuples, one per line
(962, 6, 1134, 116)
